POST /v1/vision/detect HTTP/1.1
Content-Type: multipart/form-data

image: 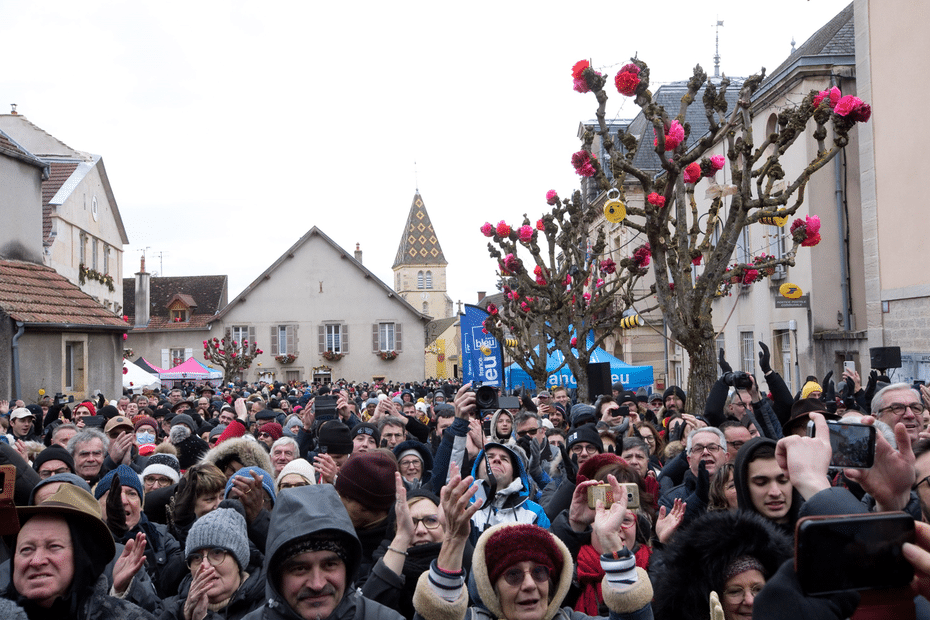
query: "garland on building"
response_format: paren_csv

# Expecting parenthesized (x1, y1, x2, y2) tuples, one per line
(78, 264, 115, 292)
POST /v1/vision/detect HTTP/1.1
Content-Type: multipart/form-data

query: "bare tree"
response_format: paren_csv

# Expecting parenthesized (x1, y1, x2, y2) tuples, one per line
(203, 328, 263, 384)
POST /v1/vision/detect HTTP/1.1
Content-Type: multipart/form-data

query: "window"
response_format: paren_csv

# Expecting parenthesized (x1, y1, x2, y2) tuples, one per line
(425, 271, 433, 289)
(92, 239, 98, 270)
(79, 232, 87, 265)
(373, 323, 403, 352)
(171, 348, 187, 367)
(103, 245, 110, 275)
(423, 302, 429, 313)
(326, 324, 341, 353)
(417, 271, 424, 289)
(740, 332, 755, 374)
(232, 326, 253, 351)
(774, 330, 794, 392)
(286, 370, 300, 382)
(64, 339, 86, 393)
(739, 226, 752, 265)
(271, 325, 298, 356)
(170, 309, 188, 322)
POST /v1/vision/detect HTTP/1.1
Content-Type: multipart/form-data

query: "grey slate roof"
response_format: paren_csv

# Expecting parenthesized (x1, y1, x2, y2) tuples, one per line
(764, 2, 855, 84)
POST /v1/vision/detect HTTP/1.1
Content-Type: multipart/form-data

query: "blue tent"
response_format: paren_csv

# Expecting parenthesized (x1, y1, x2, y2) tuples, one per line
(505, 346, 654, 392)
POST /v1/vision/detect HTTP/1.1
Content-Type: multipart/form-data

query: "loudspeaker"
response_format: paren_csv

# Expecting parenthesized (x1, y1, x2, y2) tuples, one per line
(870, 346, 901, 370)
(587, 362, 612, 399)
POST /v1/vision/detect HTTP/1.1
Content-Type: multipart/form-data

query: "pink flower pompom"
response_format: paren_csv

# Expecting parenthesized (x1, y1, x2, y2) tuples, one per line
(571, 337, 578, 348)
(614, 64, 641, 96)
(578, 163, 597, 177)
(743, 269, 759, 285)
(572, 60, 590, 80)
(813, 86, 841, 109)
(571, 150, 590, 169)
(655, 120, 685, 151)
(596, 278, 604, 288)
(496, 221, 511, 237)
(600, 258, 617, 275)
(834, 95, 871, 122)
(692, 255, 703, 266)
(801, 233, 822, 247)
(805, 215, 821, 236)
(647, 192, 666, 207)
(122, 333, 128, 341)
(480, 222, 494, 237)
(583, 292, 591, 302)
(487, 303, 498, 315)
(536, 219, 545, 231)
(546, 190, 559, 205)
(518, 225, 534, 243)
(710, 155, 725, 172)
(573, 77, 590, 93)
(683, 162, 702, 184)
(520, 301, 530, 312)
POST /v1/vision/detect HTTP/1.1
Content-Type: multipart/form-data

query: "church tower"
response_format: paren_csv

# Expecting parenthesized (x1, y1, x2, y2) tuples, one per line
(393, 192, 453, 318)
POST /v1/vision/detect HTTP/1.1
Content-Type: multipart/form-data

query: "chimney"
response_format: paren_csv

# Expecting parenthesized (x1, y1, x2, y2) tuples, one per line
(354, 242, 363, 264)
(134, 256, 151, 328)
(477, 291, 486, 303)
(10, 104, 17, 115)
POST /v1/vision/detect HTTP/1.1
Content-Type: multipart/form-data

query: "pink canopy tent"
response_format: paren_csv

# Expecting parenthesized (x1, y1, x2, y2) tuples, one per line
(159, 357, 222, 380)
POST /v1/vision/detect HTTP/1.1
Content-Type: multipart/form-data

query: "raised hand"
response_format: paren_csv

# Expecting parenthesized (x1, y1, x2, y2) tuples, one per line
(112, 532, 147, 595)
(655, 498, 686, 544)
(757, 342, 772, 374)
(592, 474, 628, 555)
(719, 348, 733, 374)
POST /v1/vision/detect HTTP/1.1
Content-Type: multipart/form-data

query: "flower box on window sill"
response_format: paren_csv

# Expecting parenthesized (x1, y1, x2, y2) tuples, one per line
(322, 351, 344, 361)
(275, 354, 298, 365)
(378, 350, 398, 361)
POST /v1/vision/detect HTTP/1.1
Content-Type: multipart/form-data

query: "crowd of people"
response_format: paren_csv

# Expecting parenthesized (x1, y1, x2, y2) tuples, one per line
(4, 345, 930, 620)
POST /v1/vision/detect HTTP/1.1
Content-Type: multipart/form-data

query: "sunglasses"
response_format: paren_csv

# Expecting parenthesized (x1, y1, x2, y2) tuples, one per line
(502, 565, 550, 587)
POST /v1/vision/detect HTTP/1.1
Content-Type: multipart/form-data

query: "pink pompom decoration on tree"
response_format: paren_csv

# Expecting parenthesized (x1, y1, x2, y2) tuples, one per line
(647, 193, 665, 207)
(480, 222, 494, 237)
(654, 120, 685, 151)
(578, 163, 596, 177)
(487, 303, 498, 315)
(546, 190, 559, 205)
(614, 63, 641, 96)
(813, 86, 841, 109)
(600, 258, 616, 275)
(743, 269, 759, 285)
(496, 221, 511, 237)
(571, 337, 577, 348)
(683, 162, 702, 184)
(518, 225, 534, 243)
(834, 95, 871, 123)
(572, 60, 589, 80)
(710, 155, 725, 172)
(692, 255, 703, 266)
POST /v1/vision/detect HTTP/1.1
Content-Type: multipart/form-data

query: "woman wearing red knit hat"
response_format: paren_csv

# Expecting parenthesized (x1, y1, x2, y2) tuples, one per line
(412, 463, 653, 620)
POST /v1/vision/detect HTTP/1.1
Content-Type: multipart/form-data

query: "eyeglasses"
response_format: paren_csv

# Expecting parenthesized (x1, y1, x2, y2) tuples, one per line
(728, 440, 746, 451)
(502, 565, 551, 587)
(516, 428, 540, 437)
(914, 475, 930, 491)
(879, 402, 925, 417)
(187, 548, 229, 569)
(723, 583, 764, 602)
(279, 480, 309, 490)
(571, 444, 598, 455)
(399, 458, 422, 468)
(689, 443, 723, 455)
(641, 435, 656, 445)
(38, 467, 71, 479)
(411, 515, 441, 530)
(620, 514, 637, 530)
(257, 432, 271, 438)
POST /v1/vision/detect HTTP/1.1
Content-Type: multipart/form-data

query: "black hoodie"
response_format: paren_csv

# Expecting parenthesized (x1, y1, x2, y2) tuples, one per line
(733, 437, 803, 533)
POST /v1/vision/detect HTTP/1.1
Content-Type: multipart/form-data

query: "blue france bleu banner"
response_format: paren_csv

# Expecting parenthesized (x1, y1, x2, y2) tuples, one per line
(461, 304, 503, 386)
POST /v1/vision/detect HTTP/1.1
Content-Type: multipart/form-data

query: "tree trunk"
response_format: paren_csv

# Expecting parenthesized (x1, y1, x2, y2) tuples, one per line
(684, 340, 716, 416)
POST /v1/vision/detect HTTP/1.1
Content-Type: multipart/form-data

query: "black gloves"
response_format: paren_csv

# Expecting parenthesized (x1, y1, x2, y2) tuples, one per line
(719, 348, 733, 374)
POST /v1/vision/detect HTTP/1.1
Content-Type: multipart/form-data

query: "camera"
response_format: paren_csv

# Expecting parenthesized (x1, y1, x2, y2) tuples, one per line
(722, 371, 753, 390)
(54, 392, 74, 405)
(470, 383, 507, 411)
(807, 419, 876, 469)
(586, 482, 640, 510)
(314, 395, 338, 422)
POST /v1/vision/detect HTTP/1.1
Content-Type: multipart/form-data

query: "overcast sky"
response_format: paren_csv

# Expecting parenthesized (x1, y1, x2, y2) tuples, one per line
(2, 0, 852, 312)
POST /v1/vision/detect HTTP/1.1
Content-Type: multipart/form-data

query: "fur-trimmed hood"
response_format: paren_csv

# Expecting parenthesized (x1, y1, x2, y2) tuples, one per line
(472, 523, 573, 620)
(648, 510, 792, 620)
(200, 436, 273, 473)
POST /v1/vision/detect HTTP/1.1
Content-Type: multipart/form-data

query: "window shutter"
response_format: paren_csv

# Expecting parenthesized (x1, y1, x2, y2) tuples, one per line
(184, 348, 193, 361)
(372, 324, 378, 352)
(396, 323, 402, 352)
(342, 324, 348, 353)
(287, 325, 296, 355)
(270, 326, 278, 356)
(161, 349, 170, 369)
(293, 324, 299, 355)
(248, 326, 255, 348)
(319, 325, 325, 353)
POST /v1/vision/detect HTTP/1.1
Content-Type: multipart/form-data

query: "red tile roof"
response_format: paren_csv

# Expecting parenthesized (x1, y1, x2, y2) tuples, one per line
(41, 161, 79, 245)
(0, 260, 128, 328)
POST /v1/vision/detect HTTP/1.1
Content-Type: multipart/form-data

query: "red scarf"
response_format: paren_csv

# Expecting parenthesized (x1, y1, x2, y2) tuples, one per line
(574, 544, 653, 616)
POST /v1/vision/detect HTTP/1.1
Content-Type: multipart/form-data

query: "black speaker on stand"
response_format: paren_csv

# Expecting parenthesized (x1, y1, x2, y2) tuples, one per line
(869, 346, 901, 374)
(587, 362, 612, 400)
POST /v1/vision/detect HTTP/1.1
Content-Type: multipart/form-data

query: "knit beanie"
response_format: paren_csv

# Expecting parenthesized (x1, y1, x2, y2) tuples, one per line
(570, 404, 597, 427)
(801, 381, 823, 400)
(209, 424, 228, 440)
(141, 453, 181, 485)
(258, 422, 283, 442)
(77, 401, 97, 416)
(94, 464, 144, 500)
(224, 465, 276, 506)
(32, 445, 75, 474)
(662, 386, 686, 403)
(185, 508, 250, 571)
(134, 416, 158, 433)
(484, 524, 564, 585)
(334, 451, 397, 512)
(216, 419, 247, 446)
(170, 414, 196, 432)
(576, 453, 631, 484)
(28, 473, 91, 506)
(318, 420, 353, 455)
(275, 458, 317, 492)
(566, 423, 604, 454)
(176, 435, 210, 470)
(99, 405, 120, 420)
(351, 422, 381, 447)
